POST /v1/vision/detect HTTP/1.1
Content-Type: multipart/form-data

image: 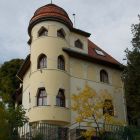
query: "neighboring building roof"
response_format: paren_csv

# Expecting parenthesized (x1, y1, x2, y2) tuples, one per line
(28, 3, 90, 39)
(17, 54, 30, 81)
(12, 86, 23, 102)
(17, 40, 122, 80)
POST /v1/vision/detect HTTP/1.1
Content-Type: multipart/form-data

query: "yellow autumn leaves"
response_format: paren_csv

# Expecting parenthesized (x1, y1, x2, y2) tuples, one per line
(71, 85, 124, 139)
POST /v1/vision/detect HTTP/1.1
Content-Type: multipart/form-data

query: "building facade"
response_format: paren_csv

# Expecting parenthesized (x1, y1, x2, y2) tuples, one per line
(16, 3, 127, 138)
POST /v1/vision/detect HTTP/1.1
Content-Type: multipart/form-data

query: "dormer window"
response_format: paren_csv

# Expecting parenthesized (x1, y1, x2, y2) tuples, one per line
(95, 49, 105, 56)
(75, 39, 83, 49)
(57, 28, 66, 38)
(38, 27, 48, 37)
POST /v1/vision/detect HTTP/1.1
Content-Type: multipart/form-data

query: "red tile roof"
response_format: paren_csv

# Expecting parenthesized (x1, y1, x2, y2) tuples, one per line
(28, 4, 90, 38)
(88, 39, 120, 65)
(30, 4, 73, 29)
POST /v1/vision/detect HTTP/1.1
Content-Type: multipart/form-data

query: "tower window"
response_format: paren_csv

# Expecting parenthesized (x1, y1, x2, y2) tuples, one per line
(58, 55, 65, 70)
(100, 69, 109, 83)
(38, 54, 47, 69)
(103, 99, 114, 116)
(57, 28, 66, 38)
(75, 39, 83, 49)
(38, 27, 48, 37)
(37, 88, 47, 106)
(56, 89, 65, 107)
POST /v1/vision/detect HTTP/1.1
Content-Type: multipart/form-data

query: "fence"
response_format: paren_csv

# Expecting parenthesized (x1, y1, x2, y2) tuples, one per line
(15, 122, 68, 140)
(12, 122, 140, 140)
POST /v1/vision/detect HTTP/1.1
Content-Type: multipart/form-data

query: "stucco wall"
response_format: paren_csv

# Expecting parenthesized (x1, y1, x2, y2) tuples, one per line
(21, 20, 126, 125)
(69, 58, 126, 123)
(28, 21, 72, 123)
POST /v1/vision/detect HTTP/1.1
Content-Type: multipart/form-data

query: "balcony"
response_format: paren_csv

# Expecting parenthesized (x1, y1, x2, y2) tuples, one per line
(28, 105, 70, 124)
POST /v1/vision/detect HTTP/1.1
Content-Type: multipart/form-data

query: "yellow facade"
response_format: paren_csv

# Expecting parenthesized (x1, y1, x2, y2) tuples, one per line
(20, 4, 127, 127)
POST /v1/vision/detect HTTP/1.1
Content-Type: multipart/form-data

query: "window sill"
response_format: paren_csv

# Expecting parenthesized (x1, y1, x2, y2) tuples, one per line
(54, 105, 69, 109)
(58, 68, 66, 71)
(100, 81, 110, 85)
(37, 68, 66, 72)
(33, 105, 51, 108)
(37, 68, 47, 70)
(57, 36, 65, 39)
(75, 46, 83, 49)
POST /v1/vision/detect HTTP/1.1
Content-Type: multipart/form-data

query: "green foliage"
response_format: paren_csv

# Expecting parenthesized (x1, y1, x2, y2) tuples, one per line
(32, 133, 44, 140)
(123, 15, 140, 121)
(8, 105, 28, 127)
(0, 102, 28, 140)
(0, 58, 28, 140)
(0, 102, 10, 140)
(0, 59, 24, 103)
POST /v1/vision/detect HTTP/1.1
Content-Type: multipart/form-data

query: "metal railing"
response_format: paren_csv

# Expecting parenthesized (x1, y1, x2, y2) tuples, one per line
(16, 122, 68, 140)
(12, 122, 140, 140)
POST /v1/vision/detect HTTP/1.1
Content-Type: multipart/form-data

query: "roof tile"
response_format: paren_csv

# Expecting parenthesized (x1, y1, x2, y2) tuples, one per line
(88, 39, 120, 65)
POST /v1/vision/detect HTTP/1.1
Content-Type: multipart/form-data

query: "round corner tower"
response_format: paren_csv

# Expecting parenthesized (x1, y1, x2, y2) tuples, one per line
(27, 3, 73, 125)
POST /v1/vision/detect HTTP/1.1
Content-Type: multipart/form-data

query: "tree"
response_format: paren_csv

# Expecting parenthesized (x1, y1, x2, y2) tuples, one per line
(0, 59, 24, 103)
(0, 59, 28, 140)
(71, 85, 122, 139)
(0, 102, 28, 140)
(123, 15, 140, 124)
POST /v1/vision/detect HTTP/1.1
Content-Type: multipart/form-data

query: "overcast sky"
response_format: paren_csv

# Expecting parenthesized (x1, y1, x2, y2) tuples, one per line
(0, 0, 140, 64)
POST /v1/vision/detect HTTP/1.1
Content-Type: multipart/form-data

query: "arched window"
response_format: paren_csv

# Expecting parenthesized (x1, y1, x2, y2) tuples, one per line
(56, 89, 65, 107)
(58, 55, 65, 70)
(75, 39, 83, 49)
(38, 27, 48, 37)
(100, 70, 109, 83)
(57, 28, 66, 38)
(103, 99, 114, 116)
(38, 54, 47, 69)
(37, 88, 47, 106)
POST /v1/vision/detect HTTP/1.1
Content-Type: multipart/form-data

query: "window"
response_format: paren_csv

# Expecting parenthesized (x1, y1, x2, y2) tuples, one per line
(103, 99, 114, 116)
(95, 49, 105, 56)
(100, 70, 109, 83)
(57, 28, 66, 38)
(37, 88, 47, 106)
(56, 89, 65, 107)
(38, 54, 47, 69)
(58, 55, 65, 70)
(38, 27, 48, 37)
(75, 39, 83, 49)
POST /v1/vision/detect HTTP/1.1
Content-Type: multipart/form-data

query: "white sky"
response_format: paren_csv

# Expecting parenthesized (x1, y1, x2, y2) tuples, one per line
(0, 0, 140, 64)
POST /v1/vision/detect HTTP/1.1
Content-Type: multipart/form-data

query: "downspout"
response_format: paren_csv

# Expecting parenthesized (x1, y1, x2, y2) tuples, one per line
(121, 80, 128, 125)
